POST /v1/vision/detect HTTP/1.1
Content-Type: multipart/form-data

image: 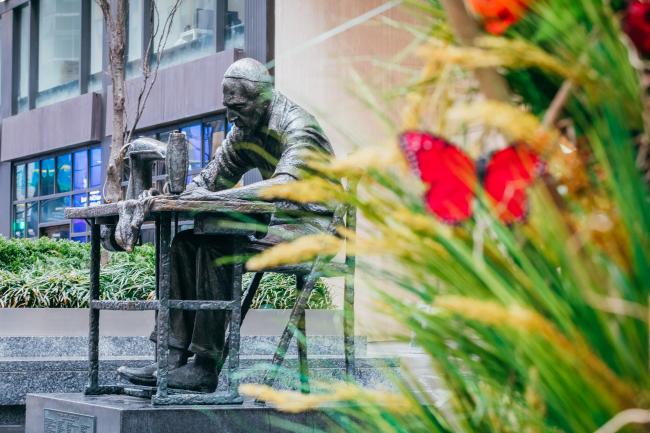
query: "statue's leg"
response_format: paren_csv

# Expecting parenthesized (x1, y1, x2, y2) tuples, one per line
(118, 229, 197, 386)
(168, 229, 203, 352)
(166, 233, 234, 392)
(187, 234, 234, 362)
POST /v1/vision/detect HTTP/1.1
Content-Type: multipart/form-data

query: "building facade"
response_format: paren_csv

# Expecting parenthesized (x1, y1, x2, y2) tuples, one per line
(0, 0, 274, 241)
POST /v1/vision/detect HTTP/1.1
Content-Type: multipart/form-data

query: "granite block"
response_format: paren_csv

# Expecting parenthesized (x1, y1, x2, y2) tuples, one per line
(25, 393, 332, 433)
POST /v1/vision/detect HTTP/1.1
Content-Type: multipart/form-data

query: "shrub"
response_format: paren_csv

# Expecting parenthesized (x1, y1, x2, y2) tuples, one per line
(0, 237, 332, 309)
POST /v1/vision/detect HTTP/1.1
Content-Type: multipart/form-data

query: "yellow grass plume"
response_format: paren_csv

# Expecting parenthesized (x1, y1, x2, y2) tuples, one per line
(259, 178, 345, 204)
(246, 234, 342, 271)
(309, 146, 405, 178)
(434, 295, 638, 407)
(417, 37, 585, 84)
(240, 383, 413, 413)
(447, 101, 557, 153)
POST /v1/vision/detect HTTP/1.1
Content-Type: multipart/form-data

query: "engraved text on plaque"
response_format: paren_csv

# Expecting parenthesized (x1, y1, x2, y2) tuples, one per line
(44, 408, 96, 433)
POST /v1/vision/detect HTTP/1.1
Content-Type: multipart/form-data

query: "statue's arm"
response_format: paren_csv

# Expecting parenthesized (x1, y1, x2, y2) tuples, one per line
(181, 173, 295, 201)
(186, 128, 251, 192)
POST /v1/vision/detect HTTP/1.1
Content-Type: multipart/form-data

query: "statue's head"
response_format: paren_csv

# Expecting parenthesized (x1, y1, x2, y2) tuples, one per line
(222, 58, 274, 135)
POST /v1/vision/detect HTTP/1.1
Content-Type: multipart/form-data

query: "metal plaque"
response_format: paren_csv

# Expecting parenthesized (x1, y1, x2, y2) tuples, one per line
(44, 408, 96, 433)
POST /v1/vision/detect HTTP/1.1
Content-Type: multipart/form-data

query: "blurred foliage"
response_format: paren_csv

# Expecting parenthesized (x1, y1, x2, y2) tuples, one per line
(0, 237, 331, 309)
(245, 0, 650, 432)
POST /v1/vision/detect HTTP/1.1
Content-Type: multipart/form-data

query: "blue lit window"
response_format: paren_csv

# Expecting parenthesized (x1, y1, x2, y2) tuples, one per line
(181, 124, 203, 172)
(203, 118, 226, 164)
(72, 192, 88, 234)
(41, 158, 55, 196)
(73, 150, 88, 190)
(56, 154, 72, 193)
(89, 190, 101, 207)
(12, 146, 102, 241)
(90, 148, 102, 188)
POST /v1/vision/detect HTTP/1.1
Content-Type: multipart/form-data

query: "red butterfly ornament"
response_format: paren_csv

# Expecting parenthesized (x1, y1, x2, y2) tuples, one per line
(400, 131, 544, 225)
(624, 0, 650, 57)
(466, 0, 532, 35)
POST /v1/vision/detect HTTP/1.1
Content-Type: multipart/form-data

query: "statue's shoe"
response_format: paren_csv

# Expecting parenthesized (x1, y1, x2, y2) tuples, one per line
(117, 348, 190, 387)
(117, 362, 158, 387)
(164, 357, 218, 393)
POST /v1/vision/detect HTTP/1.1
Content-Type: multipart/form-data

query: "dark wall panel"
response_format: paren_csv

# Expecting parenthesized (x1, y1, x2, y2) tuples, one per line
(105, 50, 239, 135)
(0, 162, 11, 237)
(1, 92, 103, 161)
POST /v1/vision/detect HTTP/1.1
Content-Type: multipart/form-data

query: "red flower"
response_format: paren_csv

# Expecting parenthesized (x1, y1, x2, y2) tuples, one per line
(624, 0, 650, 57)
(467, 0, 532, 35)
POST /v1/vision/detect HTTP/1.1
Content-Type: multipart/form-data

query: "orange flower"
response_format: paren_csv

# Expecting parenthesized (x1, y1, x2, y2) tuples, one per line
(467, 0, 532, 35)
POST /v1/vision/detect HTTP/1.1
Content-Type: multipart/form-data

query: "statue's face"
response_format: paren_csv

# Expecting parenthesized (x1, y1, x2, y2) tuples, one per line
(222, 78, 270, 134)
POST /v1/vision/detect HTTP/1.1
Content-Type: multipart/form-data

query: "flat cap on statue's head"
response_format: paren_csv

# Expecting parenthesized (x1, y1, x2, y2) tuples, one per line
(224, 58, 273, 84)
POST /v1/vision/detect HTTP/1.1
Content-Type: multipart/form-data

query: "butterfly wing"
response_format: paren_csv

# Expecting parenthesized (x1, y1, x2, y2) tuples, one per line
(400, 131, 477, 224)
(482, 144, 544, 224)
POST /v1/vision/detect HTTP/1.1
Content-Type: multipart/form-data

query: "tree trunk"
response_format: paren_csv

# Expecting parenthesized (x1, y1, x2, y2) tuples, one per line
(103, 0, 128, 204)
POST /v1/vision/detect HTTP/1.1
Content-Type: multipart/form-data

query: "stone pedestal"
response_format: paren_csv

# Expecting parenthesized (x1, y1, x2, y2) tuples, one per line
(25, 393, 326, 433)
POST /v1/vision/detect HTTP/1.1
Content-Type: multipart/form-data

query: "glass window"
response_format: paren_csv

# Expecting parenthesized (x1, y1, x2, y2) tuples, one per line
(12, 147, 103, 241)
(41, 158, 55, 196)
(13, 204, 25, 238)
(181, 124, 202, 172)
(73, 150, 88, 190)
(89, 190, 101, 207)
(41, 224, 70, 240)
(90, 148, 102, 187)
(154, 0, 216, 70)
(40, 196, 70, 223)
(203, 118, 226, 163)
(71, 235, 88, 242)
(37, 0, 82, 107)
(25, 202, 37, 238)
(89, 1, 103, 92)
(16, 6, 30, 113)
(72, 193, 87, 233)
(56, 154, 72, 193)
(225, 0, 245, 50)
(126, 0, 143, 78)
(14, 164, 26, 201)
(27, 162, 39, 198)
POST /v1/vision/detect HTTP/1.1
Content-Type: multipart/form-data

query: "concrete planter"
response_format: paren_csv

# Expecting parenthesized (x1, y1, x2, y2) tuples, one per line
(0, 308, 344, 337)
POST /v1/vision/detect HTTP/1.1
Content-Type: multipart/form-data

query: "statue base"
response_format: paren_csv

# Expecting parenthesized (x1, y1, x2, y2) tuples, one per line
(25, 393, 327, 433)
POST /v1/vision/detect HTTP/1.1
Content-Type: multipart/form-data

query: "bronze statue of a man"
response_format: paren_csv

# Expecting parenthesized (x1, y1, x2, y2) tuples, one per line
(117, 58, 334, 392)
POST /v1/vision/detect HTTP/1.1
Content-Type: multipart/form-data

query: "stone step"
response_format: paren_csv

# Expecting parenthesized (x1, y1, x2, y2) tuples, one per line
(0, 336, 367, 358)
(0, 356, 399, 406)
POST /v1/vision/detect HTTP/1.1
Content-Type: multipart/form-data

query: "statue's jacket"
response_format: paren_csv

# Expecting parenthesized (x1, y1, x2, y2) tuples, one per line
(191, 91, 336, 244)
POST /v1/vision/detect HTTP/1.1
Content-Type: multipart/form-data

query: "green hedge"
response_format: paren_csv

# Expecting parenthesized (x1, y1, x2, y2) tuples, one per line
(0, 237, 332, 309)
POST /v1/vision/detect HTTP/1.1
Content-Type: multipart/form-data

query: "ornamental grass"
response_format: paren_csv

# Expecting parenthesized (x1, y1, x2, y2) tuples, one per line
(243, 0, 650, 432)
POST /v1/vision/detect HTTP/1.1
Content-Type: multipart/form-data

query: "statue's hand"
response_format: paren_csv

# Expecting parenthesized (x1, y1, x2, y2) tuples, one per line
(179, 186, 212, 200)
(138, 188, 160, 200)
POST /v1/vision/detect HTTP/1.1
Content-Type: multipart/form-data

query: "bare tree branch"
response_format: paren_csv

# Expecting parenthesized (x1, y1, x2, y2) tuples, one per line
(126, 0, 183, 144)
(97, 0, 184, 202)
